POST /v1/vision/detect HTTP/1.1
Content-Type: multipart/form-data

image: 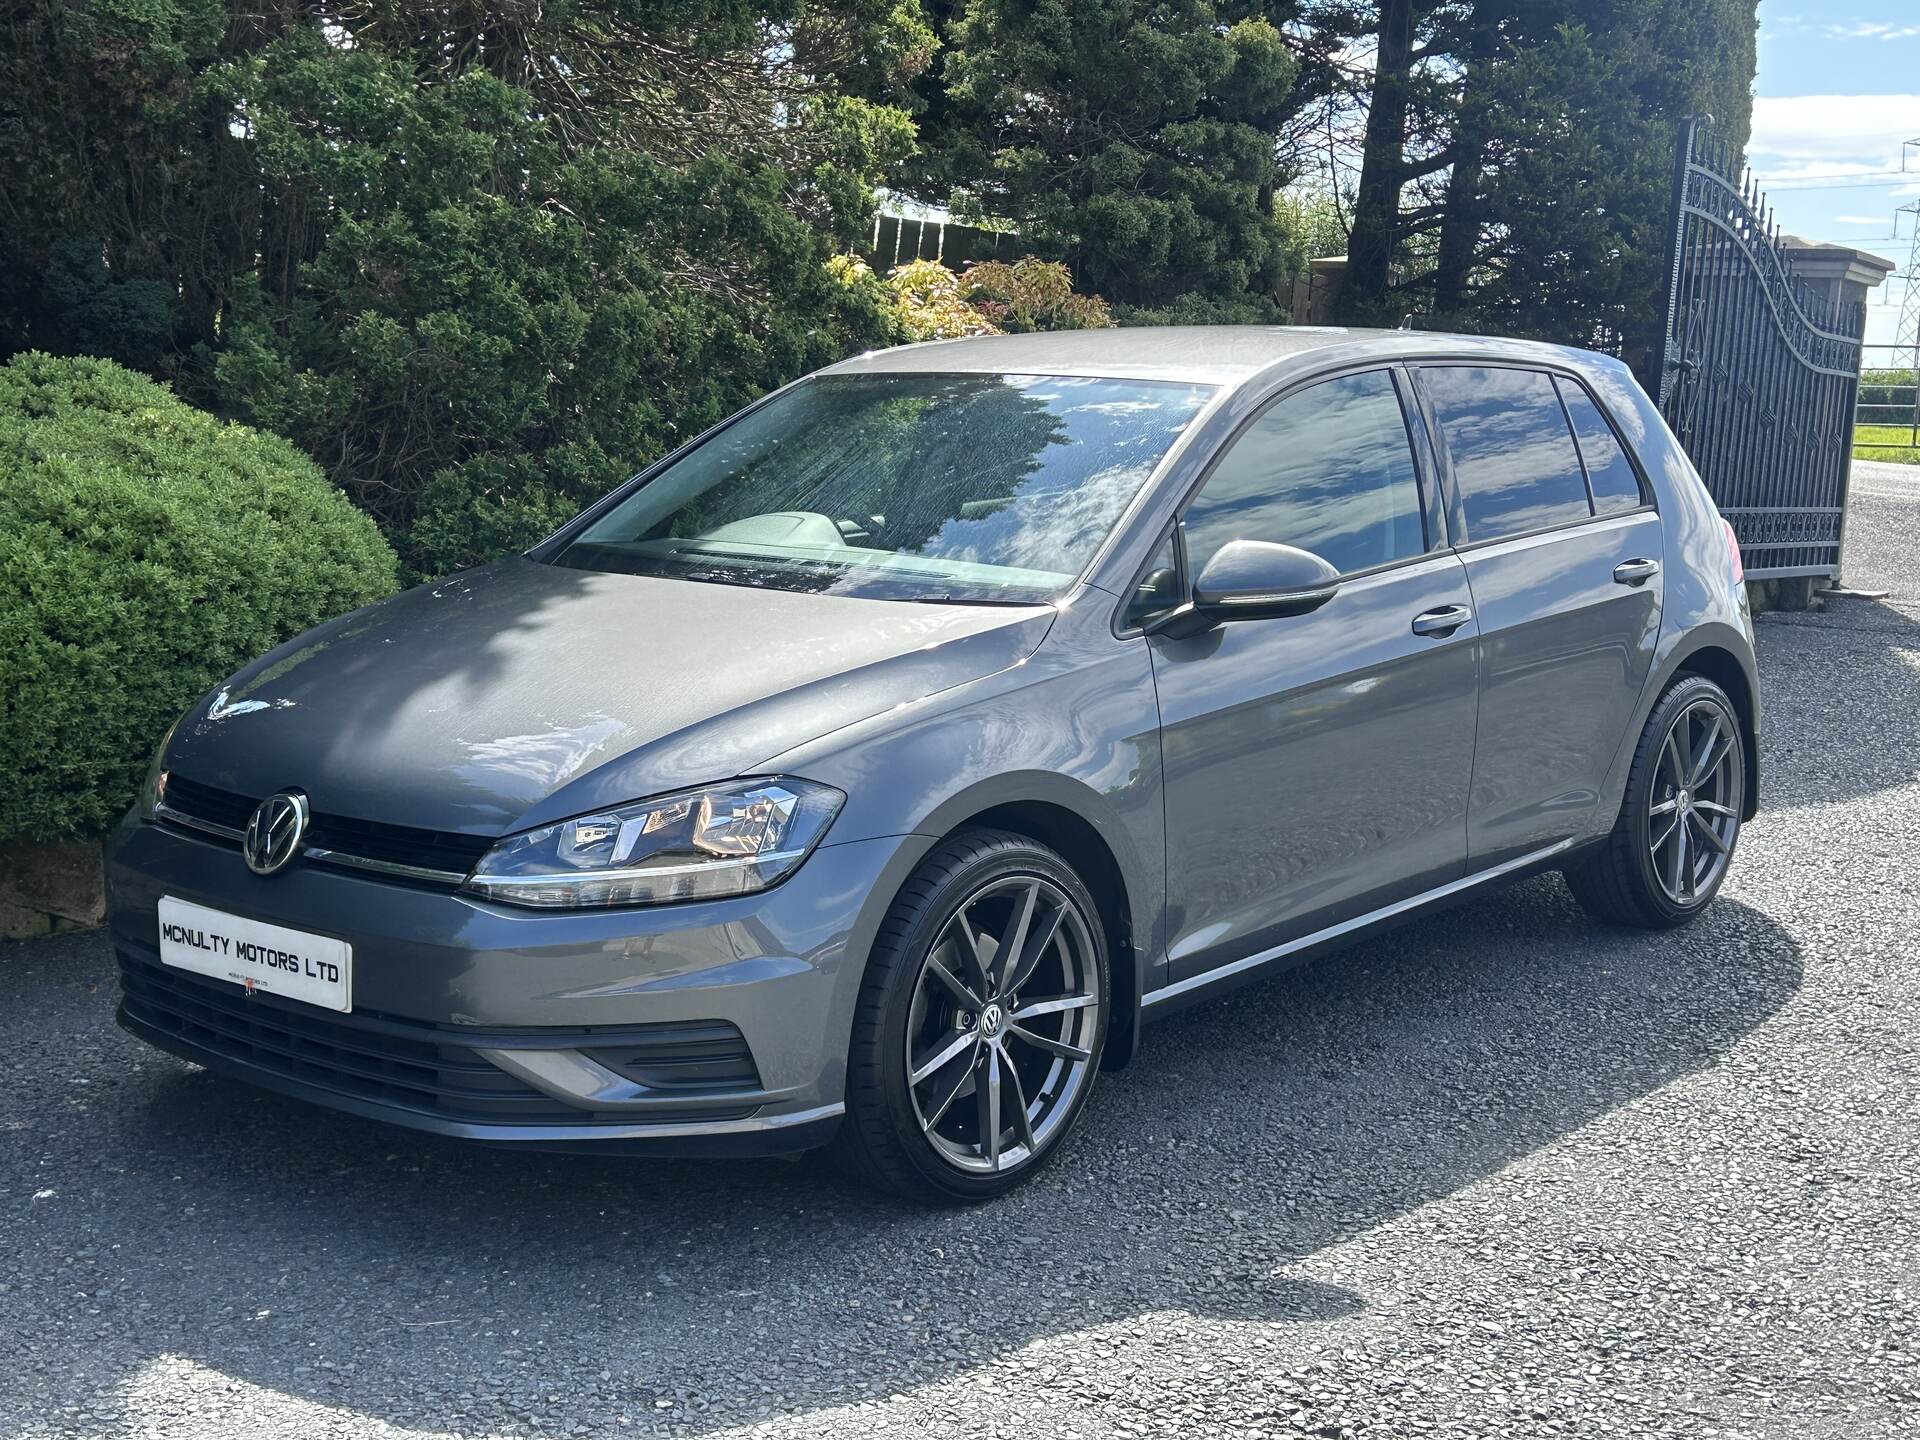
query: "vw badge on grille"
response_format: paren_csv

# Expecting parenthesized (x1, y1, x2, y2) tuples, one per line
(243, 790, 309, 876)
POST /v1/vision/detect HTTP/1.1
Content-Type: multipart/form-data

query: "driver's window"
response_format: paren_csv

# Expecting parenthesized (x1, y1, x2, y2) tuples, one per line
(1182, 370, 1427, 579)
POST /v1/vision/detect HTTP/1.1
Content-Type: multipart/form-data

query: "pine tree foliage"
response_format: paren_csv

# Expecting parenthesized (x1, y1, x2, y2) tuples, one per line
(0, 0, 1767, 575)
(1, 0, 926, 573)
(908, 0, 1305, 319)
(1329, 0, 1759, 361)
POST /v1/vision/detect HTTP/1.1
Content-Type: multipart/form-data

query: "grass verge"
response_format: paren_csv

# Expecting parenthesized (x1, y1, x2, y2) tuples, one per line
(1853, 424, 1920, 464)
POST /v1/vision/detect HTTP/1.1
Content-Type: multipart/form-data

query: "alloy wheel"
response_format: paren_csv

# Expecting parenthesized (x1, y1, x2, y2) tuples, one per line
(903, 875, 1102, 1174)
(1648, 697, 1741, 905)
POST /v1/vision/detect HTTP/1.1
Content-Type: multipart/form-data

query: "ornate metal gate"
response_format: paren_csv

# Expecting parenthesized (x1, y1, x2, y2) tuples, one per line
(1654, 115, 1866, 579)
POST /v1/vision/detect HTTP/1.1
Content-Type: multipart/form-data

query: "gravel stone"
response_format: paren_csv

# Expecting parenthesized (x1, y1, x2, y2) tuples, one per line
(2, 463, 1918, 1439)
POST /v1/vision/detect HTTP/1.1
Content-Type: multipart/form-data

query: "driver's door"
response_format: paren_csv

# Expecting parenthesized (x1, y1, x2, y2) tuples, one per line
(1145, 368, 1480, 987)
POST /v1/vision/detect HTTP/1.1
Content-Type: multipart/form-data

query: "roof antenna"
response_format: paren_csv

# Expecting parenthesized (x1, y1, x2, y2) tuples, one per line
(1399, 312, 1419, 331)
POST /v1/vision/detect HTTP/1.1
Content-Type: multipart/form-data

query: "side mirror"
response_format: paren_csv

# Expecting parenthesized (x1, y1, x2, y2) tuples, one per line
(1195, 540, 1341, 617)
(1149, 540, 1341, 636)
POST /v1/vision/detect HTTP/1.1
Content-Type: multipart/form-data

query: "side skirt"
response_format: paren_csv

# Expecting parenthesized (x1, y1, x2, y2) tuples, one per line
(1139, 839, 1583, 1018)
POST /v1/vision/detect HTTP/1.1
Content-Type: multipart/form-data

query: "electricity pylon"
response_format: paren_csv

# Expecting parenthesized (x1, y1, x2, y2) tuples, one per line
(1897, 141, 1920, 442)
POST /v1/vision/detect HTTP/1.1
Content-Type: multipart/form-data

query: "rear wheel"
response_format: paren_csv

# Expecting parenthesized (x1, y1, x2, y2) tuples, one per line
(1566, 674, 1746, 928)
(834, 829, 1108, 1203)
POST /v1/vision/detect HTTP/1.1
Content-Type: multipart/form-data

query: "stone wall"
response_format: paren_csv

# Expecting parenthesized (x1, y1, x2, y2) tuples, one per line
(1, 838, 106, 940)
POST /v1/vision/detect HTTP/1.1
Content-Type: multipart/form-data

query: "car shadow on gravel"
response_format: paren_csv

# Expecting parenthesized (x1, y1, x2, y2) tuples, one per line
(25, 877, 1801, 1435)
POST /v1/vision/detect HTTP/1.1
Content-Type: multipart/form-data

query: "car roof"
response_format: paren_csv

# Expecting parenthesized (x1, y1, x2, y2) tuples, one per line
(819, 325, 1606, 387)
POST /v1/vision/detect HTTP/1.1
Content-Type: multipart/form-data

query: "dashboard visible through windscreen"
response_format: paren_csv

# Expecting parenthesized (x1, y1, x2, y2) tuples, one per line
(552, 372, 1215, 604)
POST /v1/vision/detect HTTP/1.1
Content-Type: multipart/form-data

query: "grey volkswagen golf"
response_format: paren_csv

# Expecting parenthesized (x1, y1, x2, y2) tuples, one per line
(108, 326, 1758, 1202)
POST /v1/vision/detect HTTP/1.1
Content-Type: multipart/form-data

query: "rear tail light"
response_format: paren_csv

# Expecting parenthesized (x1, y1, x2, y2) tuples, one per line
(1722, 517, 1744, 585)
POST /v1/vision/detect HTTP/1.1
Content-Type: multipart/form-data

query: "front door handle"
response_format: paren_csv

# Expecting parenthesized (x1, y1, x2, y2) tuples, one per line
(1411, 604, 1472, 638)
(1613, 557, 1661, 585)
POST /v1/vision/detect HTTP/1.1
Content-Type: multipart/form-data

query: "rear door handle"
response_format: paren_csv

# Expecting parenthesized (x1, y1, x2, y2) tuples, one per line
(1411, 604, 1472, 638)
(1613, 557, 1661, 585)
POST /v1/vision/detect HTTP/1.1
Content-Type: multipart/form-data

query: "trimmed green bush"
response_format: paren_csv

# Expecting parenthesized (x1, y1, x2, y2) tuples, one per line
(0, 353, 398, 841)
(1859, 369, 1918, 419)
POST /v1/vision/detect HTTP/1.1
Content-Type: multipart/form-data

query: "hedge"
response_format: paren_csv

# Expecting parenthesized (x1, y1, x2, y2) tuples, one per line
(0, 354, 398, 841)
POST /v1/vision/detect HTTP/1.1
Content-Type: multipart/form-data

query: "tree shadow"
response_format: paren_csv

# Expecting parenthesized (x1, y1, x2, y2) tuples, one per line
(8, 877, 1800, 1435)
(167, 559, 618, 831)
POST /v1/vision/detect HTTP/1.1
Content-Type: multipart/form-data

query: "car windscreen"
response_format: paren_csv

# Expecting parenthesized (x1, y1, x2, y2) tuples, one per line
(549, 372, 1216, 604)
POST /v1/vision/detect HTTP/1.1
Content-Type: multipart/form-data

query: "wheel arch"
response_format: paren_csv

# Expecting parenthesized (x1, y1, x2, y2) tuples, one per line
(926, 792, 1147, 1071)
(1668, 640, 1760, 821)
(968, 801, 1141, 1071)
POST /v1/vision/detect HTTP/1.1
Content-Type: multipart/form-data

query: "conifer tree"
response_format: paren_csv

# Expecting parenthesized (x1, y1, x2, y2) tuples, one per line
(911, 0, 1304, 319)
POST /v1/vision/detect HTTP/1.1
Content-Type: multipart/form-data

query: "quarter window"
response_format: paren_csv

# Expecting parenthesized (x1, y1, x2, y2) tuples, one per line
(1422, 366, 1592, 542)
(1182, 370, 1427, 579)
(1123, 532, 1183, 631)
(1555, 378, 1645, 514)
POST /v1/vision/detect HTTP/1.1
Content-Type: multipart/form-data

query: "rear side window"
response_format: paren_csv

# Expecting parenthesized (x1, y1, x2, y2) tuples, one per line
(1555, 378, 1645, 514)
(1182, 369, 1426, 578)
(1421, 366, 1591, 542)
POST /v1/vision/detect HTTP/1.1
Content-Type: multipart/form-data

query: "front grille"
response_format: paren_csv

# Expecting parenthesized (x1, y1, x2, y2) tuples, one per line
(158, 774, 493, 884)
(117, 953, 759, 1125)
(304, 812, 493, 877)
(162, 774, 254, 831)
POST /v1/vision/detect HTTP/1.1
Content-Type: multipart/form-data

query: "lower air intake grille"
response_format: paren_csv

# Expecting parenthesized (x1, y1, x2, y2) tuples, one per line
(583, 1021, 762, 1092)
(117, 953, 759, 1124)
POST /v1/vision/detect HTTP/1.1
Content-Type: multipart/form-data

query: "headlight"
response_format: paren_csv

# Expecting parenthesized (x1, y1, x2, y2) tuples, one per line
(137, 719, 181, 821)
(462, 778, 844, 909)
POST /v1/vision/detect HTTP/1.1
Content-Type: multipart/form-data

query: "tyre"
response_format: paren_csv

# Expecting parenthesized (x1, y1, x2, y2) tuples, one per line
(1565, 673, 1746, 928)
(834, 828, 1109, 1203)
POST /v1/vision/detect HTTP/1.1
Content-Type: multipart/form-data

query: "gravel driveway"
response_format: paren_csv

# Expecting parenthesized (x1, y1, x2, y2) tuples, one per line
(4, 463, 1918, 1440)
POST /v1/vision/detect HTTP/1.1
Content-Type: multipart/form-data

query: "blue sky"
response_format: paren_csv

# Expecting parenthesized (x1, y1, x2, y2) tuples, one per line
(1753, 2, 1920, 346)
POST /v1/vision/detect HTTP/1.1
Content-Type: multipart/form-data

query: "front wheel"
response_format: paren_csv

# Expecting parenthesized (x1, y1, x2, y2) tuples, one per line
(1566, 673, 1746, 928)
(834, 829, 1109, 1203)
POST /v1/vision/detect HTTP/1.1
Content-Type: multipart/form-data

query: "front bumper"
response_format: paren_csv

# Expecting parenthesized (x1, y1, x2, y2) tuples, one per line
(108, 816, 924, 1152)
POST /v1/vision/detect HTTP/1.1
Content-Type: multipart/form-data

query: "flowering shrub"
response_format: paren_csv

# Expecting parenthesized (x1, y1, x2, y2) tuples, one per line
(962, 259, 1114, 333)
(866, 256, 1113, 343)
(882, 259, 1004, 341)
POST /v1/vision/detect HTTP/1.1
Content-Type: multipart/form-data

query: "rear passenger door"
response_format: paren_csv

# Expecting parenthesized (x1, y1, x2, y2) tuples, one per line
(1412, 364, 1664, 868)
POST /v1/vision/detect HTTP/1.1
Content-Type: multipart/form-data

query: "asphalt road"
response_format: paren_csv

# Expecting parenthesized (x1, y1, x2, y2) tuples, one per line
(4, 463, 1919, 1440)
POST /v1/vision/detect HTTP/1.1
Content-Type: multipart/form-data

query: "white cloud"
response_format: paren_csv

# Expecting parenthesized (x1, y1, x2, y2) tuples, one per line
(1749, 93, 1920, 179)
(1825, 21, 1920, 40)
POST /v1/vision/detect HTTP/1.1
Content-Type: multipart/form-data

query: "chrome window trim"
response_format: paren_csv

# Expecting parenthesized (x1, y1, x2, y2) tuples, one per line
(1142, 839, 1577, 1009)
(1445, 503, 1658, 559)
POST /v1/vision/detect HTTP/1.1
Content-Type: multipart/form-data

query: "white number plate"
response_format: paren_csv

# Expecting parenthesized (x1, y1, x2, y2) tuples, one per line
(157, 896, 353, 1013)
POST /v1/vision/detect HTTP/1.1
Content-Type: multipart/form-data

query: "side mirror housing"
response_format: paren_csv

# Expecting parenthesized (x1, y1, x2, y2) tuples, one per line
(1149, 540, 1341, 636)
